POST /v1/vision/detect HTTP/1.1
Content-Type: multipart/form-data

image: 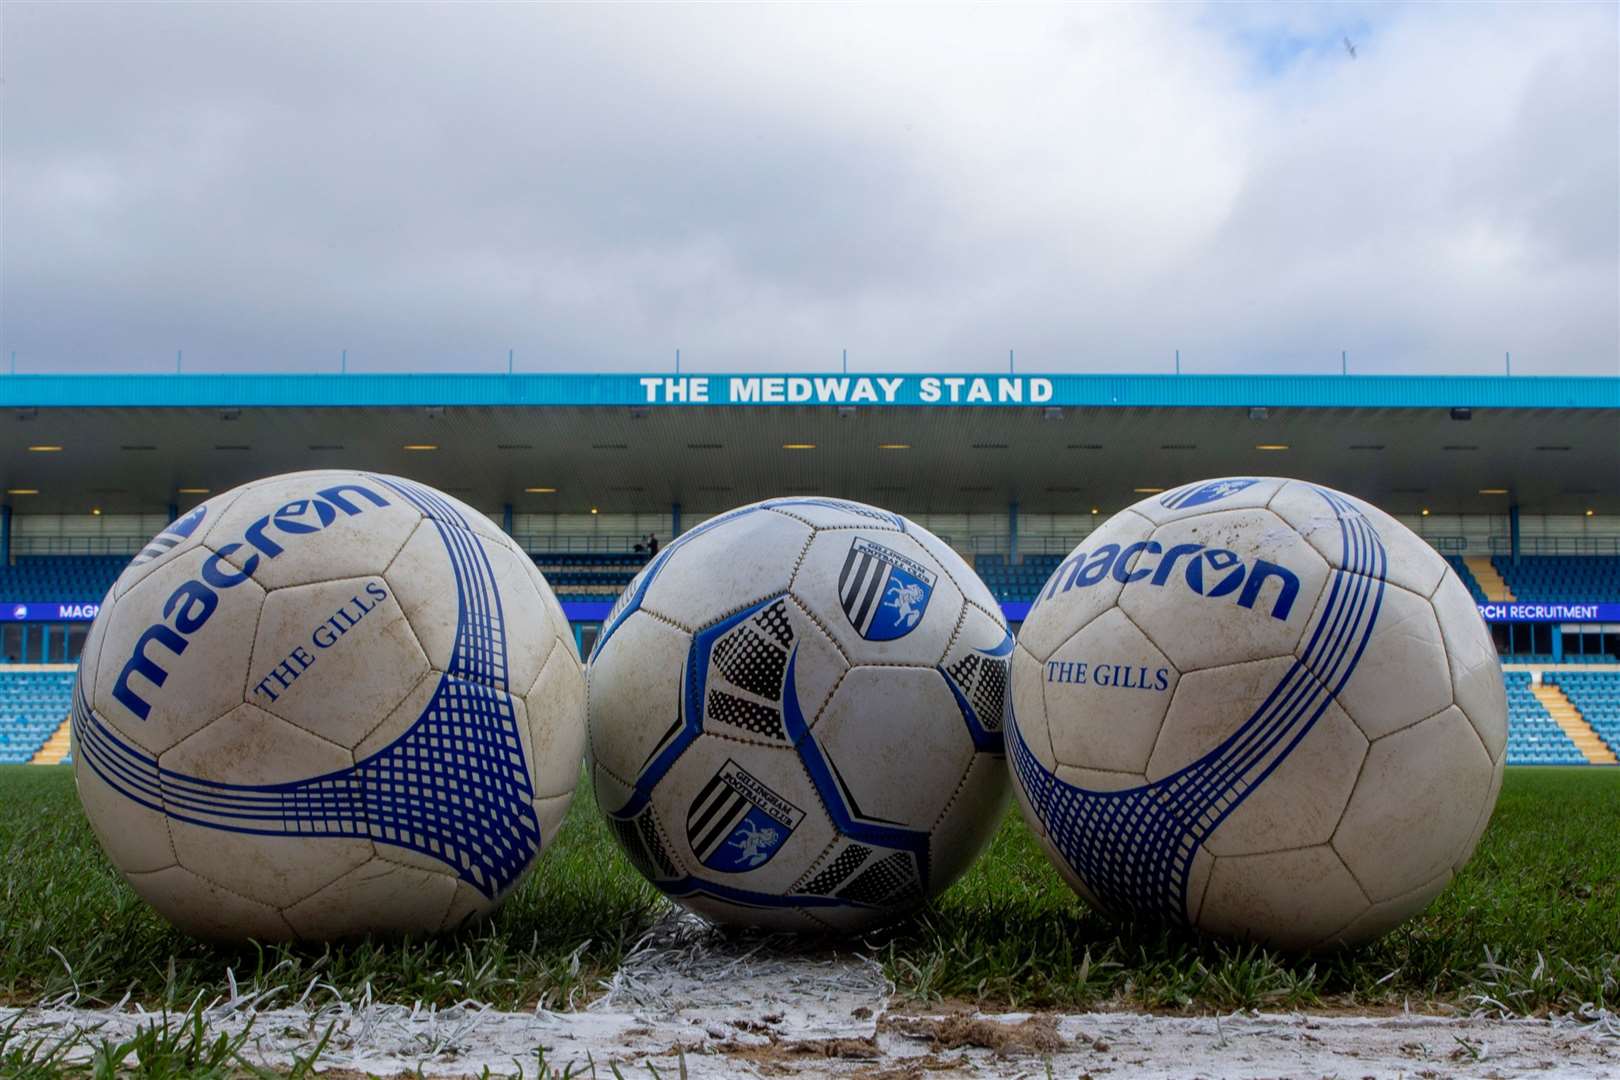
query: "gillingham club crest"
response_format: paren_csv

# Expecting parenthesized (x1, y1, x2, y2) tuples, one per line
(687, 759, 806, 872)
(838, 537, 938, 641)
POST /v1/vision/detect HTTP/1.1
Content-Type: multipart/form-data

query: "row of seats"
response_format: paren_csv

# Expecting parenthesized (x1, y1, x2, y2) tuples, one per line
(976, 553, 1065, 601)
(0, 670, 73, 764)
(1502, 671, 1589, 766)
(1548, 671, 1620, 759)
(532, 552, 646, 607)
(1500, 653, 1618, 665)
(0, 556, 125, 603)
(1446, 557, 1489, 603)
(1493, 555, 1620, 603)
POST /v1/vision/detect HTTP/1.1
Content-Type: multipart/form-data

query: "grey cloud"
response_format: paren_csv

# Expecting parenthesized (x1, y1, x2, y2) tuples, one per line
(2, 3, 1615, 375)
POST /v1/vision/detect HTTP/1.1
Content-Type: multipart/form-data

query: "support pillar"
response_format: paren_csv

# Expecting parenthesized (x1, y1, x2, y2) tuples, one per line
(1009, 500, 1020, 565)
(502, 502, 514, 536)
(1509, 503, 1521, 564)
(167, 502, 179, 525)
(672, 502, 683, 539)
(1, 505, 10, 566)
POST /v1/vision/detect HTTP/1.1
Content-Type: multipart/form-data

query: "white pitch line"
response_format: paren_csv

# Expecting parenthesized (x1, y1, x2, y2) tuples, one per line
(5, 915, 1619, 1078)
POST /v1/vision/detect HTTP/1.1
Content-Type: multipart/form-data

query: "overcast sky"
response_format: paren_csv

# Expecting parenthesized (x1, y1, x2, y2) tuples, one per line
(3, 3, 1616, 376)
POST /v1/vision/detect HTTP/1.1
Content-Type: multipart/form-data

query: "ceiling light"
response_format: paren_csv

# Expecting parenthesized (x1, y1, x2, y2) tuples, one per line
(525, 487, 557, 494)
(782, 443, 816, 450)
(1478, 488, 1509, 495)
(6, 489, 38, 496)
(91, 508, 101, 516)
(1585, 509, 1595, 517)
(1421, 508, 1431, 516)
(1090, 507, 1100, 515)
(403, 444, 438, 451)
(589, 507, 599, 515)
(1255, 444, 1289, 451)
(177, 487, 210, 494)
(879, 443, 911, 450)
(26, 445, 62, 452)
(1133, 487, 1165, 494)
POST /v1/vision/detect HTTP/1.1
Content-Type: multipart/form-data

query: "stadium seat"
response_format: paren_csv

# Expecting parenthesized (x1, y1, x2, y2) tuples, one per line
(1502, 671, 1591, 765)
(0, 555, 125, 604)
(1492, 555, 1620, 604)
(0, 670, 75, 763)
(1545, 671, 1620, 759)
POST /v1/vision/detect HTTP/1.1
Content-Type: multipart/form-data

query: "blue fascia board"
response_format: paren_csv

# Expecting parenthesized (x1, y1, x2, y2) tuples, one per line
(0, 372, 1615, 410)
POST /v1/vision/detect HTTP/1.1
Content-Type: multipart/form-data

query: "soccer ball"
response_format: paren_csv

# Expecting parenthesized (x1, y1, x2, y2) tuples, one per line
(587, 498, 1011, 932)
(72, 470, 585, 941)
(1007, 477, 1506, 950)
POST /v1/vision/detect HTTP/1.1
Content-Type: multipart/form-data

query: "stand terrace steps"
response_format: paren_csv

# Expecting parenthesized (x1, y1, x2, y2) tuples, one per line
(1465, 556, 1516, 602)
(1531, 682, 1617, 765)
(30, 716, 72, 765)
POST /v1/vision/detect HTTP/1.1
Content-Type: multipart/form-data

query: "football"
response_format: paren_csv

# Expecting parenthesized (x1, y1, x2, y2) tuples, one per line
(71, 470, 585, 940)
(586, 497, 1011, 931)
(1007, 477, 1507, 950)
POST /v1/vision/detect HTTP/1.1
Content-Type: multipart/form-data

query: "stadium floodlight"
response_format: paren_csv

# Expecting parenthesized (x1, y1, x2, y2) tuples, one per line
(1133, 487, 1165, 494)
(5, 488, 38, 496)
(1479, 488, 1509, 495)
(1255, 444, 1289, 451)
(782, 443, 816, 450)
(879, 443, 911, 450)
(403, 444, 438, 451)
(525, 486, 557, 494)
(177, 487, 210, 495)
(27, 445, 62, 452)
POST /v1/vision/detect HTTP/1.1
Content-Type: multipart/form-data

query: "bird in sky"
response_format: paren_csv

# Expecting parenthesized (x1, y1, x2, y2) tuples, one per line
(1344, 37, 1358, 59)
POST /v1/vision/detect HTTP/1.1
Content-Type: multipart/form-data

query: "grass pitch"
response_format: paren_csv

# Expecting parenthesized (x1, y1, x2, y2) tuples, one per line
(1, 765, 1616, 1017)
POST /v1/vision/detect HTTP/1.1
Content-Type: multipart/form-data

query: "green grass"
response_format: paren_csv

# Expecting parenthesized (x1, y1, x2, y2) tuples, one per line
(2, 765, 1617, 1018)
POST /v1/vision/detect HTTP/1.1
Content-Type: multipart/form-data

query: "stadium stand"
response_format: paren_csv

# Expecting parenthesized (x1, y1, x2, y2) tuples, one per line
(0, 556, 123, 603)
(1503, 672, 1590, 765)
(528, 551, 648, 603)
(976, 553, 1064, 601)
(2, 548, 1617, 766)
(1546, 672, 1620, 760)
(1493, 555, 1620, 603)
(1446, 557, 1489, 603)
(0, 670, 75, 765)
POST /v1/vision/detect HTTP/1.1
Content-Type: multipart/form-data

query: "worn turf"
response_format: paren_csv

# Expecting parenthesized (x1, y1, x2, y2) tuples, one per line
(1, 765, 1616, 1016)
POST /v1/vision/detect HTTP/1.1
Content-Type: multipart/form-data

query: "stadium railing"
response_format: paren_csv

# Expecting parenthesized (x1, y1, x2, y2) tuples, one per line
(515, 534, 662, 555)
(1489, 536, 1620, 556)
(10, 536, 149, 557)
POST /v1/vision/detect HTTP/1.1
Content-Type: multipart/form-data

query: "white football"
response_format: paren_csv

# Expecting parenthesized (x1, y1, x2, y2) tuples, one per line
(1008, 477, 1506, 950)
(72, 470, 585, 941)
(587, 498, 1011, 932)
